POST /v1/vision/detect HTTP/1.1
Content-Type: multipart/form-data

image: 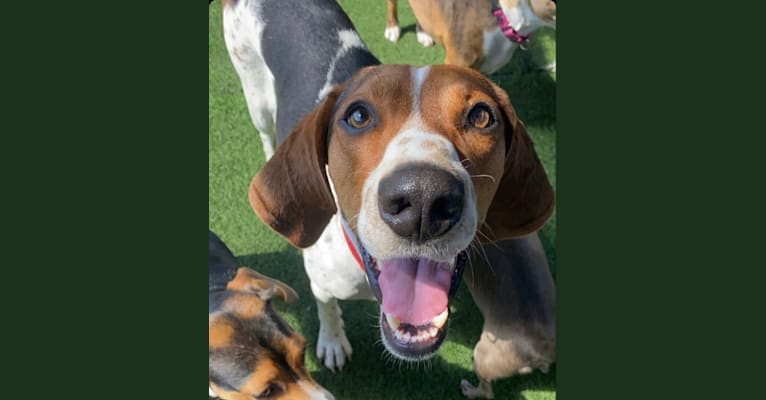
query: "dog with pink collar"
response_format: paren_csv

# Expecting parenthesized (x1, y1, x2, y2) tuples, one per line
(385, 0, 556, 74)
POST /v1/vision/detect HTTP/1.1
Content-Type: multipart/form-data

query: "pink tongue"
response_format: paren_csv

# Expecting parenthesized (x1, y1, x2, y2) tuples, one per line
(379, 258, 452, 326)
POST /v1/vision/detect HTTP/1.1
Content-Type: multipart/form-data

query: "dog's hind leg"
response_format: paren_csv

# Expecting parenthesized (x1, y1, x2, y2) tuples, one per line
(223, 2, 277, 160)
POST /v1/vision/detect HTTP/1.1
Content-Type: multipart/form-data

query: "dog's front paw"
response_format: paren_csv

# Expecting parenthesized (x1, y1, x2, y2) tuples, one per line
(316, 328, 353, 372)
(384, 25, 401, 42)
(460, 379, 494, 399)
(416, 31, 434, 47)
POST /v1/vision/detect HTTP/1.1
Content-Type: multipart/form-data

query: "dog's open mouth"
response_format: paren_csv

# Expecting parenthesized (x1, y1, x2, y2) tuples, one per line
(361, 246, 467, 360)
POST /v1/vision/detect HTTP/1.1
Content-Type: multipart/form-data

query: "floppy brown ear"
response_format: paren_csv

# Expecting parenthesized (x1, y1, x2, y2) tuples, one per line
(479, 83, 555, 242)
(248, 89, 340, 248)
(226, 267, 299, 304)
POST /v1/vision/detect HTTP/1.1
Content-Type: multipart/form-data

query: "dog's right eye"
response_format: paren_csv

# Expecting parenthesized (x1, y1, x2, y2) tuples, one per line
(254, 382, 284, 399)
(341, 102, 376, 133)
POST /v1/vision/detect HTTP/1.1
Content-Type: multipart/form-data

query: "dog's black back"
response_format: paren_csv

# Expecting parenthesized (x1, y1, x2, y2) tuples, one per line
(209, 230, 239, 293)
(259, 0, 380, 143)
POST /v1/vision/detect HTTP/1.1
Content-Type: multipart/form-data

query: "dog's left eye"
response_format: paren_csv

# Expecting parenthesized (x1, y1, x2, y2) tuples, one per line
(467, 103, 495, 129)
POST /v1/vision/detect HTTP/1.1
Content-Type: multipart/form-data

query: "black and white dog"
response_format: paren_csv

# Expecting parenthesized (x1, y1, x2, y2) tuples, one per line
(221, 0, 383, 371)
(222, 0, 379, 159)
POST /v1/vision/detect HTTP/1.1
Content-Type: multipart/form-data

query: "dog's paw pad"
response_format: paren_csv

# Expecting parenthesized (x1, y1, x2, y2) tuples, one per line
(316, 330, 353, 372)
(417, 31, 434, 47)
(384, 25, 401, 42)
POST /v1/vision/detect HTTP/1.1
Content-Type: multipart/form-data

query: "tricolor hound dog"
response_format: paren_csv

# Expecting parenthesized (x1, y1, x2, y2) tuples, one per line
(218, 0, 555, 397)
(209, 231, 334, 400)
(384, 0, 557, 74)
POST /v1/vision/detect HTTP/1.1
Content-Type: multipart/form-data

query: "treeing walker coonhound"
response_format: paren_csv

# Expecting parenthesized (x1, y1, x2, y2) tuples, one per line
(385, 0, 556, 74)
(218, 0, 555, 397)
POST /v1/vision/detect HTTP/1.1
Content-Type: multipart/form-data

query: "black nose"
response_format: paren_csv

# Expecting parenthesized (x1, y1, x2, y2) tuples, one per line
(378, 164, 464, 243)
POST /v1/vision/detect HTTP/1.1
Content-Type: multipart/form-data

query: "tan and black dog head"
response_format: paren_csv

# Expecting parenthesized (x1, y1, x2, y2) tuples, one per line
(209, 231, 333, 400)
(248, 64, 553, 360)
(209, 267, 332, 400)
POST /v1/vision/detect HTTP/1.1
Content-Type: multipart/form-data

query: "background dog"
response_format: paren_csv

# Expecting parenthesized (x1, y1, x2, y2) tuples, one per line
(385, 0, 556, 73)
(209, 231, 334, 400)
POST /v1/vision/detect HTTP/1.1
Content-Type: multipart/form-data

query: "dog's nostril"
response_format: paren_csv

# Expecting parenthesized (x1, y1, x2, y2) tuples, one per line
(383, 196, 411, 215)
(378, 164, 464, 243)
(424, 191, 463, 240)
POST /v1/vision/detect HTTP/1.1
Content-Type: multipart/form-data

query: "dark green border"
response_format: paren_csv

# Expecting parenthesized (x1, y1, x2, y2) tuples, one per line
(3, 2, 207, 397)
(558, 2, 763, 399)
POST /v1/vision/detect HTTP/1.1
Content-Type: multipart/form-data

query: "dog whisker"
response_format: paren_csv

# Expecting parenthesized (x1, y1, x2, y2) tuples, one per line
(468, 236, 494, 275)
(470, 174, 496, 183)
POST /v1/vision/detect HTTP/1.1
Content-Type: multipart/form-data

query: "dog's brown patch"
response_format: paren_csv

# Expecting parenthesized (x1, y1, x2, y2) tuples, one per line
(209, 315, 236, 348)
(221, 293, 265, 319)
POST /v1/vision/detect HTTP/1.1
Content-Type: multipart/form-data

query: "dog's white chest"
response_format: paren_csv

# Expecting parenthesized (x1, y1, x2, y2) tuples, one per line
(302, 214, 374, 301)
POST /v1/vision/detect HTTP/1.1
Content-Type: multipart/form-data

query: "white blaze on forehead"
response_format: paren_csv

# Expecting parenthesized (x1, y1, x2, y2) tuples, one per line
(384, 127, 459, 164)
(411, 66, 430, 112)
(317, 29, 367, 102)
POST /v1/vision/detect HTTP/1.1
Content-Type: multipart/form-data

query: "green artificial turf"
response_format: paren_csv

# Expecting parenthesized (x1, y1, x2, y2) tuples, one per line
(209, 1, 556, 399)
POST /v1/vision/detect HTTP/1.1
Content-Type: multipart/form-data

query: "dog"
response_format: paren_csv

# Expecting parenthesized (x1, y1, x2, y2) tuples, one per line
(460, 234, 555, 399)
(384, 0, 556, 74)
(218, 0, 555, 395)
(208, 230, 334, 400)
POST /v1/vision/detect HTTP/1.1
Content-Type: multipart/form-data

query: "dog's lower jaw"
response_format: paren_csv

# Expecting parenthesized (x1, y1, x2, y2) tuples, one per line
(379, 308, 449, 362)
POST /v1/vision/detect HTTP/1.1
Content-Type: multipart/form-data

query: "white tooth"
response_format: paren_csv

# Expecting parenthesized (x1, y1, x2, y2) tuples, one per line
(432, 309, 449, 328)
(385, 313, 400, 330)
(403, 332, 411, 343)
(430, 327, 438, 337)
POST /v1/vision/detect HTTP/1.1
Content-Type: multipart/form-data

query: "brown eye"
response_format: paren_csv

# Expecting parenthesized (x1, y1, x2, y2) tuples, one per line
(346, 105, 372, 129)
(254, 382, 284, 399)
(467, 104, 494, 129)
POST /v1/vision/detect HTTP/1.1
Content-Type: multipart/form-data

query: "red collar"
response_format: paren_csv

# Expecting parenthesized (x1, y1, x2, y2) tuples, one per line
(492, 6, 532, 45)
(339, 217, 366, 271)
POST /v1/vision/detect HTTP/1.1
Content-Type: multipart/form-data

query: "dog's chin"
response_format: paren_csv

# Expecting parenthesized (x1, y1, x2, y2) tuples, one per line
(360, 245, 467, 361)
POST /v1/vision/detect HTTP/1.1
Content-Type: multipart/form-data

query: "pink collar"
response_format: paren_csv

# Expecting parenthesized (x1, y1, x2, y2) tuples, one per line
(492, 6, 531, 45)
